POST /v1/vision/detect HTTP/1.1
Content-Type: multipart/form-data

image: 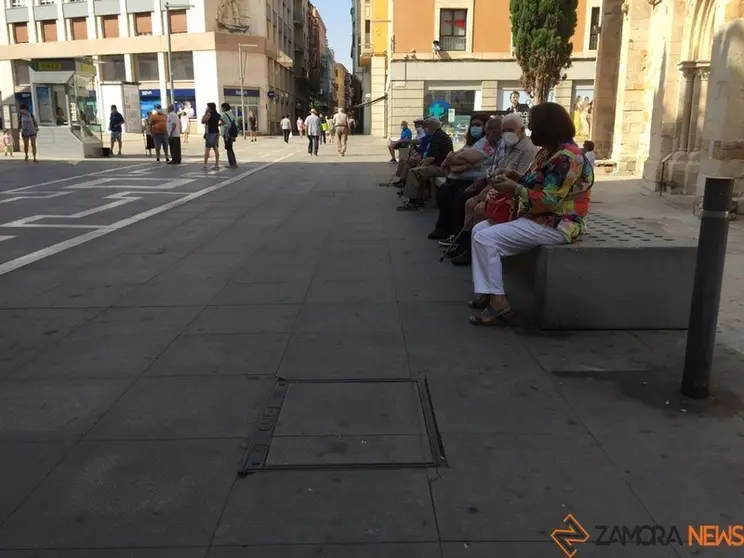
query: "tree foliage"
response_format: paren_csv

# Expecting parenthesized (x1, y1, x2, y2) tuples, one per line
(510, 0, 578, 103)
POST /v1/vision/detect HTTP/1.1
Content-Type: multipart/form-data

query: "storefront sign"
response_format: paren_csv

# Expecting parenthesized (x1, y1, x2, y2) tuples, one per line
(223, 88, 260, 98)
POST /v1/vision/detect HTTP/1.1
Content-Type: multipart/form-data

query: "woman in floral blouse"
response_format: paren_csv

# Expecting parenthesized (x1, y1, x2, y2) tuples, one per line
(468, 102, 594, 326)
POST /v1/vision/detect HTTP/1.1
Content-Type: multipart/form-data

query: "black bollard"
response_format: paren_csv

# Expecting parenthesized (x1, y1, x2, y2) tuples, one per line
(681, 177, 735, 399)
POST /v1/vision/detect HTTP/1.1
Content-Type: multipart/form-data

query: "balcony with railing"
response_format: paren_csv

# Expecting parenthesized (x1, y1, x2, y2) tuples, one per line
(437, 35, 466, 51)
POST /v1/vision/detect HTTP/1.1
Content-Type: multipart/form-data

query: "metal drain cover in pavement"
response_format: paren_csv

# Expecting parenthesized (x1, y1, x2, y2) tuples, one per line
(240, 378, 446, 473)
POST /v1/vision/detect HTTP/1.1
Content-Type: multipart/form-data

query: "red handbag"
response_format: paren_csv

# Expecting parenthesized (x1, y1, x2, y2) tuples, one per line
(483, 188, 517, 224)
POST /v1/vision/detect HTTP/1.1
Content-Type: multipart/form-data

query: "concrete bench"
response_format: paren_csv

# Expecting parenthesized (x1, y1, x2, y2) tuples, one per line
(503, 213, 697, 330)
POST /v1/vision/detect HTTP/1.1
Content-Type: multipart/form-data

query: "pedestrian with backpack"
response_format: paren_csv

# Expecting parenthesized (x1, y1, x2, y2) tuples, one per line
(220, 102, 238, 168)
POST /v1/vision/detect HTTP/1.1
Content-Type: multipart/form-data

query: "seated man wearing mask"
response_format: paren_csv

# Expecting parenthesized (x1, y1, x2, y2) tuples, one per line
(397, 117, 453, 211)
(429, 116, 503, 240)
(390, 119, 427, 187)
(447, 112, 538, 265)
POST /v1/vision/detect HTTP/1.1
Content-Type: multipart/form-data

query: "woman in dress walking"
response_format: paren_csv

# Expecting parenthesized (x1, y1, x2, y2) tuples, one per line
(143, 115, 154, 157)
(180, 111, 191, 144)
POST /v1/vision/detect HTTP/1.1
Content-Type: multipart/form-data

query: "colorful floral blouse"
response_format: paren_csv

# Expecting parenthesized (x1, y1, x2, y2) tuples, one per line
(514, 141, 594, 241)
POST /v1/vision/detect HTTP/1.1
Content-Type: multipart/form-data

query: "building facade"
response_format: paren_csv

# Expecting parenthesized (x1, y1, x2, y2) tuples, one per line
(352, 0, 600, 137)
(0, 0, 295, 134)
(306, 2, 332, 112)
(592, 0, 744, 204)
(293, 0, 309, 118)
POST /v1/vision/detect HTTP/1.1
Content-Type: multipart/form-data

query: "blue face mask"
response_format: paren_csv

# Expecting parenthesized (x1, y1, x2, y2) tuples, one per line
(470, 126, 483, 139)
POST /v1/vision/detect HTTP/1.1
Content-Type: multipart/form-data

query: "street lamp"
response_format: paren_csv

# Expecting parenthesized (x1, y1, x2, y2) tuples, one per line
(238, 43, 259, 138)
(163, 1, 193, 108)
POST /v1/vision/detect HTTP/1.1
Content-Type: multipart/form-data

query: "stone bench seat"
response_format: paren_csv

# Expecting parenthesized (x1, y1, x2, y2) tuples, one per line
(503, 213, 697, 330)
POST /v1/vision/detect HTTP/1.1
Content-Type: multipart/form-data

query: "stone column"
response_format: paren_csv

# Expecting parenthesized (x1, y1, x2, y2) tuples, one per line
(697, 19, 744, 210)
(481, 80, 499, 111)
(591, 0, 624, 159)
(686, 71, 702, 153)
(693, 64, 709, 152)
(675, 62, 696, 151)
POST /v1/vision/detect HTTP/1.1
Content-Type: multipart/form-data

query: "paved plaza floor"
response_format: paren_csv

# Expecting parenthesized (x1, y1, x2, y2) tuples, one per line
(0, 136, 743, 557)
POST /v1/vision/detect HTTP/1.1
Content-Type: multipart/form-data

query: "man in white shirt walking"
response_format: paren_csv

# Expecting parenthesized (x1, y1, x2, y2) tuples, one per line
(280, 115, 292, 144)
(166, 105, 182, 164)
(304, 109, 321, 156)
(331, 107, 350, 156)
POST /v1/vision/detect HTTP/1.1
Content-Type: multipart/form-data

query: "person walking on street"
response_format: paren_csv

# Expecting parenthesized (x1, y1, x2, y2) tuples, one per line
(220, 102, 238, 168)
(150, 105, 169, 162)
(248, 110, 258, 142)
(319, 113, 328, 144)
(202, 102, 221, 169)
(332, 107, 350, 156)
(296, 116, 305, 137)
(3, 129, 13, 156)
(166, 105, 182, 164)
(281, 114, 292, 144)
(18, 104, 38, 162)
(143, 116, 154, 157)
(109, 105, 124, 156)
(180, 111, 191, 143)
(305, 109, 321, 156)
(349, 116, 356, 135)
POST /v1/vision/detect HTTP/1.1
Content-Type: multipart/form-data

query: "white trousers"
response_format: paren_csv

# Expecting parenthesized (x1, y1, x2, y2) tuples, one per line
(471, 217, 567, 296)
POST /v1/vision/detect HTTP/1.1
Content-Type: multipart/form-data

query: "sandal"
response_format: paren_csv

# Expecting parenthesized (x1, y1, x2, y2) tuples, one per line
(469, 305, 514, 326)
(467, 294, 490, 309)
(396, 201, 424, 211)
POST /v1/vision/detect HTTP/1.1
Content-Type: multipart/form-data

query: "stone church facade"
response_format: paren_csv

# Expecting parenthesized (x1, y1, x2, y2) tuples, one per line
(592, 0, 744, 202)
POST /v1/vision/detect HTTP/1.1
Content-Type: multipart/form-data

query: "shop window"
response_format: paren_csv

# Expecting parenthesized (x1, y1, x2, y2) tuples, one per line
(588, 7, 600, 50)
(70, 17, 87, 40)
(100, 54, 126, 81)
(439, 9, 467, 51)
(12, 22, 28, 44)
(13, 60, 30, 84)
(135, 53, 159, 81)
(41, 20, 57, 42)
(424, 90, 475, 129)
(170, 52, 193, 80)
(134, 12, 152, 36)
(168, 9, 187, 34)
(101, 14, 119, 38)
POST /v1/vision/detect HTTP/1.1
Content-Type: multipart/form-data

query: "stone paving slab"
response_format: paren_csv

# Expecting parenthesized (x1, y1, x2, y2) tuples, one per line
(0, 549, 208, 558)
(213, 470, 438, 545)
(0, 440, 243, 549)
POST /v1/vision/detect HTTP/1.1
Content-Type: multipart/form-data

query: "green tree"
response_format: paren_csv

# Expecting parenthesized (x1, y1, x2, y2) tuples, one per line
(510, 0, 578, 103)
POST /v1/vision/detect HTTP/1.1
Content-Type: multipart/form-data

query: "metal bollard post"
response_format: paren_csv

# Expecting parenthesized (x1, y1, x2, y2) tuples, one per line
(681, 177, 734, 399)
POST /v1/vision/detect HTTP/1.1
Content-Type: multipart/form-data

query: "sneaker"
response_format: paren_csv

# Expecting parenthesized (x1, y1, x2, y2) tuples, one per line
(437, 235, 456, 247)
(428, 229, 450, 240)
(396, 200, 424, 211)
(451, 250, 472, 266)
(389, 158, 397, 164)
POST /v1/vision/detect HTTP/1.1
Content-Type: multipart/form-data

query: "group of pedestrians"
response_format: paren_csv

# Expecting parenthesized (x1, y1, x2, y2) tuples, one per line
(139, 102, 239, 169)
(303, 107, 353, 157)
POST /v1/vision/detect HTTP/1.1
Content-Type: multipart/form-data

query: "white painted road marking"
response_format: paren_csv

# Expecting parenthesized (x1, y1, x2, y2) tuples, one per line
(3, 162, 149, 193)
(0, 151, 298, 276)
(64, 177, 195, 190)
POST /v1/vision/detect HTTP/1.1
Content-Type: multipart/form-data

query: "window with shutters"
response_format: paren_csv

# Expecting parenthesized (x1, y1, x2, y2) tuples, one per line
(170, 51, 194, 80)
(100, 54, 126, 81)
(588, 7, 601, 50)
(101, 15, 119, 38)
(168, 9, 187, 34)
(134, 12, 152, 35)
(41, 20, 58, 42)
(12, 22, 29, 44)
(13, 60, 30, 83)
(70, 17, 87, 40)
(135, 53, 159, 81)
(439, 9, 467, 51)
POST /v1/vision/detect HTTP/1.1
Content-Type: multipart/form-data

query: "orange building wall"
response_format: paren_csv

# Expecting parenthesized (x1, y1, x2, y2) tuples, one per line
(393, 0, 435, 54)
(473, 0, 512, 53)
(571, 0, 588, 53)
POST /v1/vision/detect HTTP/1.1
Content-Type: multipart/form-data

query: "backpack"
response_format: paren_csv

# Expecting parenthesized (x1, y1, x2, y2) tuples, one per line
(224, 112, 238, 139)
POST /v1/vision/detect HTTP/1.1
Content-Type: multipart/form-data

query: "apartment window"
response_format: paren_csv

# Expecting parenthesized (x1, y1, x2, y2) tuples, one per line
(135, 53, 159, 81)
(13, 60, 30, 83)
(39, 0, 56, 5)
(439, 9, 467, 51)
(101, 14, 119, 37)
(100, 54, 126, 81)
(364, 19, 370, 34)
(588, 7, 600, 50)
(10, 0, 27, 7)
(11, 22, 28, 43)
(133, 12, 152, 35)
(168, 9, 187, 33)
(40, 20, 57, 41)
(170, 51, 193, 80)
(70, 17, 87, 39)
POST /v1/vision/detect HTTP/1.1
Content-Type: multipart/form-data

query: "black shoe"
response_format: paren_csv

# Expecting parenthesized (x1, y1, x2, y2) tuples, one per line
(451, 250, 472, 266)
(428, 229, 450, 240)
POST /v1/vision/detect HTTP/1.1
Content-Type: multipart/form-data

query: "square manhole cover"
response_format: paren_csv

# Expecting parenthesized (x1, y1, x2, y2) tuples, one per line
(240, 378, 446, 473)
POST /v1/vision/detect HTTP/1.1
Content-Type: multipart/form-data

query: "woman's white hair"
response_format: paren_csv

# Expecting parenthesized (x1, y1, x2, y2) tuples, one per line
(502, 113, 525, 129)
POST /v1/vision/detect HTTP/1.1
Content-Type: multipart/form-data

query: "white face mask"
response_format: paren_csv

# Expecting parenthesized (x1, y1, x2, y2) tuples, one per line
(503, 132, 519, 147)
